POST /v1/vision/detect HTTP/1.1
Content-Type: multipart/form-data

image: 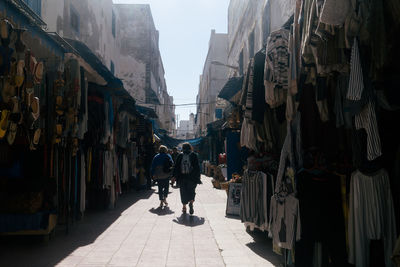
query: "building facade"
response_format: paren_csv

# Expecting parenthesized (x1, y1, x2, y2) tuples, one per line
(227, 0, 295, 78)
(176, 113, 195, 139)
(40, 0, 175, 134)
(196, 30, 229, 137)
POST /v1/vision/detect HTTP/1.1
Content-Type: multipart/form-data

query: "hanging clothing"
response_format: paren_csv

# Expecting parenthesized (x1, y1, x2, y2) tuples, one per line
(240, 118, 257, 151)
(252, 51, 267, 124)
(122, 154, 129, 183)
(347, 38, 364, 101)
(264, 29, 290, 108)
(354, 101, 382, 161)
(348, 169, 397, 267)
(240, 170, 274, 231)
(80, 153, 86, 213)
(275, 112, 302, 192)
(295, 170, 348, 267)
(268, 194, 301, 250)
(244, 58, 255, 120)
(103, 150, 113, 187)
(319, 0, 350, 26)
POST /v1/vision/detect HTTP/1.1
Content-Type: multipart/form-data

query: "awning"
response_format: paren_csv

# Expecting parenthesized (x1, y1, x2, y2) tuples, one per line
(63, 38, 123, 89)
(218, 76, 243, 101)
(136, 105, 158, 119)
(207, 119, 225, 135)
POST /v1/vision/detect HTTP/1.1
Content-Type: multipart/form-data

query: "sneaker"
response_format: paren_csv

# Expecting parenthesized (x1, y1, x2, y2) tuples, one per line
(189, 202, 194, 215)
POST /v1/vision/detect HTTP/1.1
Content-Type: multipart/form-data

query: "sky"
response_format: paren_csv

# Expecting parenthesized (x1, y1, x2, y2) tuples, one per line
(112, 0, 230, 122)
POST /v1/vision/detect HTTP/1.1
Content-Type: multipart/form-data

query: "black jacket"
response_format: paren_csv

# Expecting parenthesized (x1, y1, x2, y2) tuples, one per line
(173, 152, 201, 183)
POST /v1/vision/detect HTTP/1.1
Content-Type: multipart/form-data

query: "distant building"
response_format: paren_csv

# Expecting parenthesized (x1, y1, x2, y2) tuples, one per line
(177, 113, 195, 139)
(196, 30, 229, 137)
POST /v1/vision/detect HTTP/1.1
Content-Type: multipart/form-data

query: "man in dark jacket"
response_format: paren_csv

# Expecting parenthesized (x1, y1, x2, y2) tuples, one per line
(173, 143, 201, 215)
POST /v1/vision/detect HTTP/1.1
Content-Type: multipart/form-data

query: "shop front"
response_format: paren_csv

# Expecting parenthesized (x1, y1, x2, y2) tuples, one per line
(230, 1, 400, 266)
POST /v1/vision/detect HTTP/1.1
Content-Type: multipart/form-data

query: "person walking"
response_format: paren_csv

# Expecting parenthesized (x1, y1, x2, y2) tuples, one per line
(170, 147, 180, 186)
(150, 145, 173, 208)
(173, 143, 201, 215)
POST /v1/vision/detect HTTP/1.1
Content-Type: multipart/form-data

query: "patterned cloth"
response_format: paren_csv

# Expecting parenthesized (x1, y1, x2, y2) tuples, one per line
(264, 29, 290, 108)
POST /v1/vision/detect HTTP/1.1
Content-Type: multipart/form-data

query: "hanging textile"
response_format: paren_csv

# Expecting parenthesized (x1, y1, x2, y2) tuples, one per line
(264, 28, 290, 108)
(240, 118, 257, 151)
(348, 169, 397, 267)
(268, 193, 301, 250)
(240, 170, 275, 231)
(80, 152, 86, 214)
(295, 170, 348, 266)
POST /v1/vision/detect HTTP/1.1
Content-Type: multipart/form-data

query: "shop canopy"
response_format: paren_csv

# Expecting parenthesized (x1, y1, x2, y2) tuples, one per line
(218, 76, 244, 101)
(136, 105, 158, 119)
(207, 119, 225, 136)
(152, 127, 204, 149)
(64, 38, 123, 89)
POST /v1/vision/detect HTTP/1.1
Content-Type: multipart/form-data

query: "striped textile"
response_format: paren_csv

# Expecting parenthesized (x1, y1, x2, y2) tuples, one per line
(244, 59, 255, 120)
(354, 101, 382, 161)
(347, 38, 364, 101)
(264, 29, 290, 108)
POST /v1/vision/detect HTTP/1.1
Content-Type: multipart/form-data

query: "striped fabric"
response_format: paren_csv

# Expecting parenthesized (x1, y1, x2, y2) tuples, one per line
(347, 38, 364, 101)
(244, 59, 255, 120)
(354, 101, 382, 161)
(240, 170, 274, 231)
(264, 29, 290, 108)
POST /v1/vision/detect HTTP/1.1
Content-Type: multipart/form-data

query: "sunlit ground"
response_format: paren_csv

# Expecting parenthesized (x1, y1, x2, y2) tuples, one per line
(0, 176, 280, 267)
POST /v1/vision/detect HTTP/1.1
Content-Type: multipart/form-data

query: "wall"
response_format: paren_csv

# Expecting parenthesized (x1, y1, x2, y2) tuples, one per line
(115, 4, 174, 132)
(42, 0, 119, 75)
(227, 0, 295, 78)
(197, 30, 228, 136)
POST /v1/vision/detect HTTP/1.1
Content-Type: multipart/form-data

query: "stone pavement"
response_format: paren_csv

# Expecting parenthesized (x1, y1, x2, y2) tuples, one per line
(0, 175, 282, 267)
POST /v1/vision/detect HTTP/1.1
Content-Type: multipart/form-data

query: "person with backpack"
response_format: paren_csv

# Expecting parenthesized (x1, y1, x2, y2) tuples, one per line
(173, 142, 201, 215)
(150, 145, 173, 208)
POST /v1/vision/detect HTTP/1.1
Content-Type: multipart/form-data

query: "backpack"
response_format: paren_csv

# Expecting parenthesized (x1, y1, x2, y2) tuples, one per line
(181, 153, 192, 174)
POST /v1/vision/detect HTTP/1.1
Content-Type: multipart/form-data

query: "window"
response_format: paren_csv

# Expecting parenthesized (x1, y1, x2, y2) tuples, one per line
(112, 10, 116, 38)
(249, 29, 255, 59)
(110, 61, 115, 75)
(70, 5, 80, 33)
(22, 0, 41, 16)
(239, 49, 244, 75)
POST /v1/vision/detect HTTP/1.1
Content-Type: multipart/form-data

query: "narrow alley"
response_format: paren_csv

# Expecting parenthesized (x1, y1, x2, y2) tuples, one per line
(0, 176, 282, 267)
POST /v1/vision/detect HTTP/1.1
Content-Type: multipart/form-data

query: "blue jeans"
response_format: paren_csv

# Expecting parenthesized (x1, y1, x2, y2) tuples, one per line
(157, 179, 169, 200)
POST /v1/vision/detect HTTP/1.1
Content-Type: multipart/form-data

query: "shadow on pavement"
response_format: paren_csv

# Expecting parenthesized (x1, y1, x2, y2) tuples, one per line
(149, 206, 174, 215)
(172, 214, 205, 227)
(245, 229, 283, 266)
(225, 214, 240, 220)
(0, 189, 155, 267)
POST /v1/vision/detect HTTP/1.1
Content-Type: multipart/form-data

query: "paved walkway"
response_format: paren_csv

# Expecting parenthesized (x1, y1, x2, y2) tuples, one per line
(0, 175, 282, 267)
